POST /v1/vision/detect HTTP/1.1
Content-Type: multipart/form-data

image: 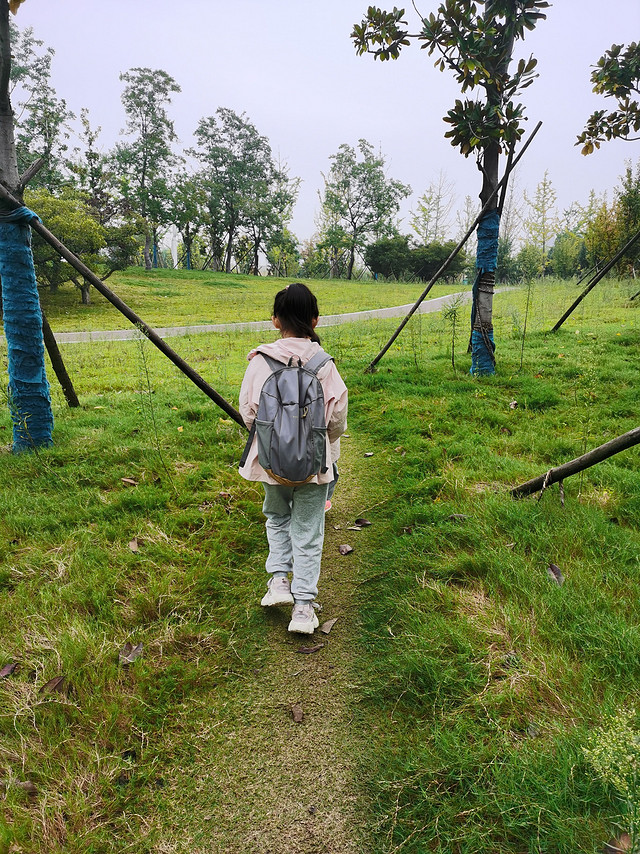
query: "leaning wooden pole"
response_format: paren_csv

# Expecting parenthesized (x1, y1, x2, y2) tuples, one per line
(551, 227, 640, 332)
(0, 183, 246, 429)
(511, 426, 640, 499)
(365, 121, 542, 373)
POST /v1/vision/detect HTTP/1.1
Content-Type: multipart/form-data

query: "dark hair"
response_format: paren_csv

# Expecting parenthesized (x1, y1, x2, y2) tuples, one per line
(273, 283, 321, 343)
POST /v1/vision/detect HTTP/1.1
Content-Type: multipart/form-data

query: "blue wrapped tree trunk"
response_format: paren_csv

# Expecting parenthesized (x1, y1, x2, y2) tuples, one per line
(470, 209, 500, 376)
(0, 0, 53, 451)
(0, 208, 53, 450)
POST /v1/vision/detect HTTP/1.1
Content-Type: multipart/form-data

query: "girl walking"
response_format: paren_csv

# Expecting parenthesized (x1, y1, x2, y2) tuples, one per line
(238, 283, 348, 634)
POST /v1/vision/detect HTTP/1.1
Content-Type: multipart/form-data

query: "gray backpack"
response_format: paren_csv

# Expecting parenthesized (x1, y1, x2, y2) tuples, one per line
(240, 349, 333, 486)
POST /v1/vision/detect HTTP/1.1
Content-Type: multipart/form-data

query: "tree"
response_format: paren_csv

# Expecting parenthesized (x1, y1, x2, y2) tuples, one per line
(26, 187, 105, 303)
(0, 0, 53, 450)
(353, 0, 549, 373)
(114, 67, 181, 270)
(410, 240, 466, 282)
(578, 42, 640, 154)
(266, 227, 300, 277)
(69, 109, 142, 280)
(192, 108, 276, 274)
(585, 198, 619, 272)
(522, 170, 558, 275)
(548, 231, 584, 279)
(319, 138, 411, 279)
(364, 235, 411, 279)
(243, 160, 299, 275)
(615, 160, 640, 274)
(410, 171, 455, 243)
(165, 170, 206, 269)
(9, 20, 74, 190)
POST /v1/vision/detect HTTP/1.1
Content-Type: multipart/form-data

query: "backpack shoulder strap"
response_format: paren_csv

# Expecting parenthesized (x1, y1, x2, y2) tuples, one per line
(304, 348, 334, 376)
(255, 351, 287, 373)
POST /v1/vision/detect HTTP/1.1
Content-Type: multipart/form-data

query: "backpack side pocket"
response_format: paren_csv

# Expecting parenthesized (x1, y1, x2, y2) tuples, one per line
(255, 419, 274, 471)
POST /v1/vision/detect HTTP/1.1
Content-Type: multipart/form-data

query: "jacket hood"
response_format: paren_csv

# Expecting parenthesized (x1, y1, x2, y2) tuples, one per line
(247, 338, 322, 365)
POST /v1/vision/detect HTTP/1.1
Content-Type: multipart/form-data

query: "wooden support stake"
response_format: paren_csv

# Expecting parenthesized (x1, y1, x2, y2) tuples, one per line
(511, 426, 640, 499)
(551, 227, 640, 332)
(41, 311, 80, 407)
(365, 121, 542, 373)
(0, 182, 246, 429)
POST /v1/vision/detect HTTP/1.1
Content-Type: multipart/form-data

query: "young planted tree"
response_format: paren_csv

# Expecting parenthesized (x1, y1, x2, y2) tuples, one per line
(319, 138, 411, 280)
(114, 67, 180, 270)
(0, 0, 54, 450)
(522, 170, 558, 276)
(353, 0, 549, 373)
(410, 170, 455, 243)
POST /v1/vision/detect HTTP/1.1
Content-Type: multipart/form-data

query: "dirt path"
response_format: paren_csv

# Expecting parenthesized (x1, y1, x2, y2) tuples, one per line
(154, 441, 372, 854)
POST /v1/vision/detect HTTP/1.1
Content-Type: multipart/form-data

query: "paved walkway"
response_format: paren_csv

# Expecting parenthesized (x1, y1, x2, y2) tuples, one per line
(15, 290, 476, 344)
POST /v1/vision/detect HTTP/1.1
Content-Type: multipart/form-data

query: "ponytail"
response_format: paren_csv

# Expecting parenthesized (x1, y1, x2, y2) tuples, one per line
(273, 283, 321, 343)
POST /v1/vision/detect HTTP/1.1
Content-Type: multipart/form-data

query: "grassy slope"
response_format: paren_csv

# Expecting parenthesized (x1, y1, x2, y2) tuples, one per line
(0, 272, 638, 852)
(36, 268, 461, 333)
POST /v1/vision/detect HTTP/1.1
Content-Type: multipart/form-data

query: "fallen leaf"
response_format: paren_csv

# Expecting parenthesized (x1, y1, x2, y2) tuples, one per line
(291, 703, 304, 722)
(547, 563, 565, 586)
(339, 544, 354, 555)
(297, 643, 324, 655)
(177, 426, 184, 433)
(320, 618, 338, 635)
(505, 542, 515, 549)
(40, 675, 67, 696)
(346, 525, 363, 531)
(364, 452, 374, 457)
(0, 662, 18, 679)
(603, 833, 631, 853)
(171, 406, 178, 410)
(509, 400, 518, 409)
(343, 434, 350, 438)
(0, 779, 37, 795)
(500, 426, 512, 435)
(447, 514, 469, 523)
(119, 642, 144, 665)
(128, 538, 139, 552)
(354, 518, 372, 527)
(218, 491, 231, 500)
(121, 477, 138, 487)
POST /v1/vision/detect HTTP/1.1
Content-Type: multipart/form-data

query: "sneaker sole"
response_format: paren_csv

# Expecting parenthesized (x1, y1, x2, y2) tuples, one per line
(287, 614, 320, 634)
(261, 592, 294, 607)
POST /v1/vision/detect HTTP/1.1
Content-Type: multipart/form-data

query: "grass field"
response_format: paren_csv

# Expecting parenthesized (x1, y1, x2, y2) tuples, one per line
(0, 271, 638, 852)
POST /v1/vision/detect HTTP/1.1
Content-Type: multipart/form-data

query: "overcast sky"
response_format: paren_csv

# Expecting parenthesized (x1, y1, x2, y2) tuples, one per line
(14, 0, 640, 244)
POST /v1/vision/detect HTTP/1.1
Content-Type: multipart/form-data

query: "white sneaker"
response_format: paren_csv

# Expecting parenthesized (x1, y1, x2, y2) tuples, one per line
(260, 575, 294, 607)
(288, 602, 319, 634)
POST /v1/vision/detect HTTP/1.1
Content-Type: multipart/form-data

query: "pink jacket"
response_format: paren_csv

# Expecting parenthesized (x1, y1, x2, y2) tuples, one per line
(238, 337, 348, 485)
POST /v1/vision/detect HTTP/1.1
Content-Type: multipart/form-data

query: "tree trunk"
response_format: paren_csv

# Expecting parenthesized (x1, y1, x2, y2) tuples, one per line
(143, 230, 152, 270)
(0, 0, 54, 451)
(225, 229, 234, 273)
(347, 246, 355, 280)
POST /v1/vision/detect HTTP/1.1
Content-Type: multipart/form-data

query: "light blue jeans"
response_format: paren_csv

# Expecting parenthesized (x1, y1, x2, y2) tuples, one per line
(262, 481, 329, 602)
